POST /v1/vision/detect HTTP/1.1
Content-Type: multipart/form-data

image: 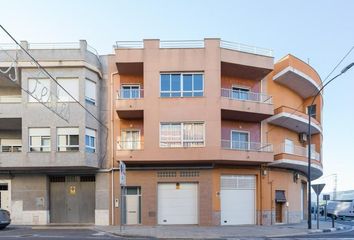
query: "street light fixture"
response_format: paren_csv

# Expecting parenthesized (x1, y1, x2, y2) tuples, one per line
(307, 62, 354, 229)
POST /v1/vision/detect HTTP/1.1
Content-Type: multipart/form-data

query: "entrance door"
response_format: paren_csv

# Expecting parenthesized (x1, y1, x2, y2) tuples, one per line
(158, 183, 198, 224)
(231, 131, 249, 150)
(0, 183, 9, 211)
(220, 175, 256, 225)
(50, 176, 95, 223)
(125, 187, 141, 225)
(276, 202, 283, 223)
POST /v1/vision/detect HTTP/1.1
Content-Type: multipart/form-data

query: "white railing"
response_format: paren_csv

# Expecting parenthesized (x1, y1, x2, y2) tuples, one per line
(115, 41, 144, 49)
(221, 140, 273, 152)
(117, 141, 143, 150)
(0, 95, 22, 103)
(0, 43, 20, 50)
(275, 143, 320, 161)
(220, 40, 273, 57)
(221, 88, 272, 104)
(160, 40, 204, 49)
(87, 44, 99, 55)
(117, 89, 144, 99)
(28, 42, 80, 49)
(0, 145, 22, 153)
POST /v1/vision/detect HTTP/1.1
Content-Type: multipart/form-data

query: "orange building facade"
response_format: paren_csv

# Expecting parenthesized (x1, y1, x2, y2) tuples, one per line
(107, 39, 323, 226)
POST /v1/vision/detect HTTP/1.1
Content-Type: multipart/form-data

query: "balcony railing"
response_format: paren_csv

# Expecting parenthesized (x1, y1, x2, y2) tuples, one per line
(0, 145, 22, 152)
(115, 41, 144, 49)
(221, 88, 272, 104)
(220, 40, 273, 57)
(274, 143, 320, 161)
(160, 40, 204, 49)
(221, 140, 273, 152)
(117, 141, 143, 150)
(117, 89, 144, 99)
(0, 95, 22, 103)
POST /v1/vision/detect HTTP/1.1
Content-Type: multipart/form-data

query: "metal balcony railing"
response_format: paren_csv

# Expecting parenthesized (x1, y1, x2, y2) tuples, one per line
(117, 141, 143, 150)
(221, 140, 273, 152)
(0, 95, 21, 103)
(274, 143, 321, 161)
(220, 40, 273, 57)
(115, 41, 144, 49)
(0, 145, 22, 153)
(160, 40, 204, 48)
(221, 88, 272, 104)
(117, 89, 144, 99)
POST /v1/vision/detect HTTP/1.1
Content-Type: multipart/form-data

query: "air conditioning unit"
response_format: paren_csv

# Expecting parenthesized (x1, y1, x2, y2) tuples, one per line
(299, 133, 307, 143)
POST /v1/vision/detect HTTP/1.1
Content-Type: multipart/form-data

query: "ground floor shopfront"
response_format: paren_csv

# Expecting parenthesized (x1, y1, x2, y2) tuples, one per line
(111, 165, 308, 226)
(0, 172, 110, 225)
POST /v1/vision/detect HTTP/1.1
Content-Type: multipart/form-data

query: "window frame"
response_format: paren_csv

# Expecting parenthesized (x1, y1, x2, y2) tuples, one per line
(85, 128, 96, 153)
(85, 79, 97, 105)
(57, 127, 79, 152)
(120, 84, 141, 99)
(120, 129, 141, 150)
(159, 122, 205, 148)
(28, 128, 51, 152)
(231, 85, 251, 101)
(230, 130, 250, 150)
(160, 73, 204, 98)
(57, 78, 79, 102)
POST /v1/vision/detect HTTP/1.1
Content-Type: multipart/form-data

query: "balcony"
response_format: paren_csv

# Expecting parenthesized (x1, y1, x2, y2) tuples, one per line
(220, 88, 273, 121)
(117, 140, 144, 150)
(270, 142, 322, 180)
(220, 139, 274, 163)
(266, 106, 322, 134)
(273, 55, 322, 98)
(116, 89, 144, 119)
(0, 95, 22, 118)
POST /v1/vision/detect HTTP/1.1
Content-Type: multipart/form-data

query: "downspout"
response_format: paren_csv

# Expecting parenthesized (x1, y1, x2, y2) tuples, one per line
(268, 170, 273, 225)
(111, 71, 119, 225)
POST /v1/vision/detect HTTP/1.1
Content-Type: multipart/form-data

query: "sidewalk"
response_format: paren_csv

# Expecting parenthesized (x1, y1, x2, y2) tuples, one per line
(95, 220, 352, 239)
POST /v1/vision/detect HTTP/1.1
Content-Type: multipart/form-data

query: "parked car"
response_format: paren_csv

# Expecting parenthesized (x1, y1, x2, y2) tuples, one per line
(0, 209, 11, 229)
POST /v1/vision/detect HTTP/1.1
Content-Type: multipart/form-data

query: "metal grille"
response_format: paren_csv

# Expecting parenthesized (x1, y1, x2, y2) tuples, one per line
(180, 171, 199, 177)
(0, 184, 8, 190)
(157, 171, 177, 178)
(80, 176, 96, 182)
(66, 176, 79, 182)
(221, 175, 255, 190)
(49, 176, 65, 182)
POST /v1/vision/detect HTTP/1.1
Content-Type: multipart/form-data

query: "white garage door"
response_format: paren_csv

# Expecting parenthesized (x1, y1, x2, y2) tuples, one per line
(220, 175, 255, 225)
(158, 183, 198, 224)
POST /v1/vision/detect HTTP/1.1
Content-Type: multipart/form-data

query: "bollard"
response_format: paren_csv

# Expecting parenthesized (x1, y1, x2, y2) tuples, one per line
(331, 216, 335, 228)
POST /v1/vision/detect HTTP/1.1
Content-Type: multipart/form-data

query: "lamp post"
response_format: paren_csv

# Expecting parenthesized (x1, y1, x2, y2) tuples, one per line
(307, 62, 354, 229)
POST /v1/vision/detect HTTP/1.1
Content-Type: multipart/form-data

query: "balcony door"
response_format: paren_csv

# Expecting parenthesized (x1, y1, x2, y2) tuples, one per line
(231, 131, 249, 150)
(121, 85, 140, 99)
(231, 86, 250, 100)
(121, 130, 140, 150)
(284, 139, 294, 154)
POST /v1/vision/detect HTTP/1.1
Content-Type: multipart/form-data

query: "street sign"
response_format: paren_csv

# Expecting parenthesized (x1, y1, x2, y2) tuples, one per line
(119, 161, 126, 186)
(323, 194, 330, 201)
(312, 184, 325, 195)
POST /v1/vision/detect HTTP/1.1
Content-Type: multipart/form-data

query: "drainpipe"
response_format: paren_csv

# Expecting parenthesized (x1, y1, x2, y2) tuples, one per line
(267, 171, 273, 225)
(111, 71, 119, 225)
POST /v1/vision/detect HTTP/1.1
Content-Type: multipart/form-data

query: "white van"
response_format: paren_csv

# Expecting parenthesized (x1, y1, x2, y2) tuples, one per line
(326, 200, 354, 220)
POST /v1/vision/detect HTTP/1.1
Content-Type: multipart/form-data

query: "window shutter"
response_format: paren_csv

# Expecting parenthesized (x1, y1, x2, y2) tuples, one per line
(85, 80, 96, 102)
(57, 78, 79, 102)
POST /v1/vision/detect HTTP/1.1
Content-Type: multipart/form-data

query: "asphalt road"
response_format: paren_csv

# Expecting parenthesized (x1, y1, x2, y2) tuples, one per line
(0, 226, 152, 240)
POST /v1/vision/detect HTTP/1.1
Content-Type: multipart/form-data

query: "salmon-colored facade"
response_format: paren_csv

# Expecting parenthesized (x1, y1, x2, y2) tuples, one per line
(107, 39, 323, 226)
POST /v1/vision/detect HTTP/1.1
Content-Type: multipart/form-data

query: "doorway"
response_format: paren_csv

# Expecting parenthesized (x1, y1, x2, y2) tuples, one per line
(125, 187, 141, 225)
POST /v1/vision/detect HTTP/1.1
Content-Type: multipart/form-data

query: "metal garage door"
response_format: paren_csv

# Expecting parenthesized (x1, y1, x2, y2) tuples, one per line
(50, 176, 95, 223)
(220, 175, 255, 225)
(158, 183, 198, 224)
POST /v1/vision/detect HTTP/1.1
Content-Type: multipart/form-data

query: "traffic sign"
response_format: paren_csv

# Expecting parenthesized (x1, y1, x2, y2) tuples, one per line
(312, 184, 325, 195)
(119, 161, 126, 186)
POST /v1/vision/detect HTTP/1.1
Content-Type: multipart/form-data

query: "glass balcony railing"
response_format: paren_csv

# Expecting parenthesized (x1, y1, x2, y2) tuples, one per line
(117, 89, 144, 99)
(117, 141, 143, 150)
(221, 140, 273, 152)
(221, 88, 272, 104)
(274, 143, 321, 161)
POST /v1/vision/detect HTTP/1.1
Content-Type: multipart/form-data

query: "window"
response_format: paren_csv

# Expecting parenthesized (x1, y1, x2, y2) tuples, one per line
(28, 79, 50, 102)
(85, 79, 96, 104)
(0, 139, 21, 152)
(120, 85, 141, 99)
(57, 128, 79, 151)
(307, 105, 316, 118)
(160, 73, 203, 97)
(284, 139, 294, 154)
(57, 78, 79, 102)
(85, 128, 96, 153)
(120, 130, 140, 149)
(160, 122, 204, 148)
(29, 128, 51, 152)
(231, 86, 250, 100)
(231, 131, 249, 150)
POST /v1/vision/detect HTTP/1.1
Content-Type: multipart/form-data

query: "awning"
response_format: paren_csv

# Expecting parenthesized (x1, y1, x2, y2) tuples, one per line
(275, 190, 286, 203)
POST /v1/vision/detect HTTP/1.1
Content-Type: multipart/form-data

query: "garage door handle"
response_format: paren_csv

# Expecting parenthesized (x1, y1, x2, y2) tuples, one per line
(128, 211, 136, 213)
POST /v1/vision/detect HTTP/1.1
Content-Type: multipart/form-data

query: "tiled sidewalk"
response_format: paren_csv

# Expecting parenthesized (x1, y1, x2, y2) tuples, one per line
(95, 220, 351, 239)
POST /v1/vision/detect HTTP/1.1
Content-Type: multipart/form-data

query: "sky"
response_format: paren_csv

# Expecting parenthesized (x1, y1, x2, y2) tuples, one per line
(1, 0, 353, 192)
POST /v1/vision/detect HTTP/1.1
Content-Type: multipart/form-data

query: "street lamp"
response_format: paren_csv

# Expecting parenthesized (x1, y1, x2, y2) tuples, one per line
(307, 62, 354, 229)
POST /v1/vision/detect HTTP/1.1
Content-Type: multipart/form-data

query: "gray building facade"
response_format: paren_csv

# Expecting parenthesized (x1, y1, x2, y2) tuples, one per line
(0, 40, 110, 225)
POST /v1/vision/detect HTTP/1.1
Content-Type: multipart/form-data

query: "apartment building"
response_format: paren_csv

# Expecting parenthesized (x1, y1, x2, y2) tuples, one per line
(110, 39, 323, 226)
(0, 41, 110, 225)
